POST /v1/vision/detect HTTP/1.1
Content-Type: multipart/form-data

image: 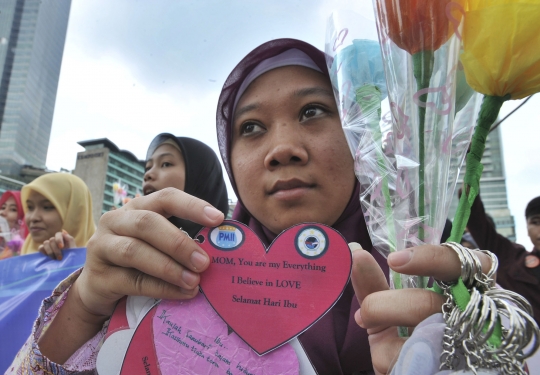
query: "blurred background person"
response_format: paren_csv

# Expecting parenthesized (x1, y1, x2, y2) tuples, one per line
(467, 193, 540, 324)
(0, 191, 28, 259)
(21, 173, 95, 260)
(144, 133, 229, 236)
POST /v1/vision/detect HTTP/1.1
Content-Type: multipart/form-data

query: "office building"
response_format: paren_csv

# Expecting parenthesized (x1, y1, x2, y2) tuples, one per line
(0, 174, 23, 194)
(74, 139, 144, 223)
(0, 0, 71, 175)
(449, 126, 516, 241)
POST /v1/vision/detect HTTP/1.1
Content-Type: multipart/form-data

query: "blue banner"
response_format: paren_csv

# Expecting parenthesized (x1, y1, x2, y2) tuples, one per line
(0, 249, 86, 373)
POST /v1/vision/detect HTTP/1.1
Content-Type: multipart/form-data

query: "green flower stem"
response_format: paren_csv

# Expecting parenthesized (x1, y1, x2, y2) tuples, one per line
(446, 95, 509, 350)
(413, 50, 435, 289)
(448, 94, 510, 243)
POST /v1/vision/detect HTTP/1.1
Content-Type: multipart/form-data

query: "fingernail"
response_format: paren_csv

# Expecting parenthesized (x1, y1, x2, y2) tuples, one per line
(204, 206, 222, 220)
(355, 310, 365, 328)
(348, 242, 364, 253)
(191, 250, 208, 270)
(388, 250, 412, 267)
(181, 270, 198, 287)
(179, 287, 199, 297)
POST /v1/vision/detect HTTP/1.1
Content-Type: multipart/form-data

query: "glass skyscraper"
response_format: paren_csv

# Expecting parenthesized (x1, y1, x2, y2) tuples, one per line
(0, 0, 71, 175)
(449, 125, 516, 241)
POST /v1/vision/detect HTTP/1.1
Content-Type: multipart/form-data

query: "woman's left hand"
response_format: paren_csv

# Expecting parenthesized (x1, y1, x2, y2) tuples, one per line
(349, 243, 493, 375)
(38, 230, 76, 260)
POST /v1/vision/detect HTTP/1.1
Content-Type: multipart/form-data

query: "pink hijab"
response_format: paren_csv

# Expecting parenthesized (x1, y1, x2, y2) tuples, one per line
(0, 190, 28, 239)
(216, 38, 388, 374)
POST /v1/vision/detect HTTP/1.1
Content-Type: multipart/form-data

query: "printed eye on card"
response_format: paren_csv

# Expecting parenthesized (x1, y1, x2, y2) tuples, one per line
(198, 221, 352, 355)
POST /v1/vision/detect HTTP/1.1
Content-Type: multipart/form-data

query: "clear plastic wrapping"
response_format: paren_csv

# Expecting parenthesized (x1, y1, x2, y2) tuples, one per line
(325, 8, 481, 289)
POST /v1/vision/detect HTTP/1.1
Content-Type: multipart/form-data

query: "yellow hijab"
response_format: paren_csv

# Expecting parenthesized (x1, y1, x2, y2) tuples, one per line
(20, 173, 96, 255)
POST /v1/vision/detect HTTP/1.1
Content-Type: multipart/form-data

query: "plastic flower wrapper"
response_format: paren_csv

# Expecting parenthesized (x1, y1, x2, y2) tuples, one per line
(325, 11, 398, 280)
(449, 0, 540, 243)
(368, 0, 479, 291)
(113, 180, 128, 206)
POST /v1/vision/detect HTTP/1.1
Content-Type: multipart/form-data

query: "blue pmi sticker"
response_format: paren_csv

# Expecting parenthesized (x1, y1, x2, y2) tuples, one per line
(209, 224, 245, 250)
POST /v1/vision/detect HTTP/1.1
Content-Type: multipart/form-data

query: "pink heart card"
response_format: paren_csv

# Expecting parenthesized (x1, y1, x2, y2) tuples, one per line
(197, 221, 352, 355)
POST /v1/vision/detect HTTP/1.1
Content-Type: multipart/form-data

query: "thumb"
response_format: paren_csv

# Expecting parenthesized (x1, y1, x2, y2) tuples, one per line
(349, 243, 389, 305)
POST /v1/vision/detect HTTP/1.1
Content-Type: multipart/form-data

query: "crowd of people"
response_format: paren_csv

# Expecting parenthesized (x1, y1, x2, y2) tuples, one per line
(0, 38, 538, 374)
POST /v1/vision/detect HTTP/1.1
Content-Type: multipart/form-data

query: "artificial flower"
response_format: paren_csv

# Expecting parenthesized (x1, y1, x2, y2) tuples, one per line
(460, 0, 540, 99)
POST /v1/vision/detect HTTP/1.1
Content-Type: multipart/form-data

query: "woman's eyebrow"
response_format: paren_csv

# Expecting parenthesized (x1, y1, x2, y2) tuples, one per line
(293, 87, 334, 98)
(155, 152, 175, 160)
(234, 103, 259, 121)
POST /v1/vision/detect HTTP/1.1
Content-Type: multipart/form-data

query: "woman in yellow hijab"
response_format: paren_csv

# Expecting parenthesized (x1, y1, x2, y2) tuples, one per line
(20, 173, 95, 259)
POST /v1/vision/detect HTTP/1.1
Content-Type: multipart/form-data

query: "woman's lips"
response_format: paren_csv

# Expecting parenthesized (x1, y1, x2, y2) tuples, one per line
(268, 179, 315, 201)
(272, 187, 313, 200)
(30, 227, 45, 233)
(143, 185, 157, 195)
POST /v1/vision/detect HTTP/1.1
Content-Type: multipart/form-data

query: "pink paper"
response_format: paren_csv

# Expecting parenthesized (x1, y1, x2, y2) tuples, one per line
(152, 296, 299, 375)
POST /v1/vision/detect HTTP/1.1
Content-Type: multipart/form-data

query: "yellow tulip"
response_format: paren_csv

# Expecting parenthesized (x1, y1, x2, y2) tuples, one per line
(461, 0, 540, 99)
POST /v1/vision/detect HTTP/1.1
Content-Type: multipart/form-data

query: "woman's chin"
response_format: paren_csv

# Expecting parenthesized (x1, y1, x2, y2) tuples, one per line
(263, 212, 334, 236)
(30, 234, 48, 245)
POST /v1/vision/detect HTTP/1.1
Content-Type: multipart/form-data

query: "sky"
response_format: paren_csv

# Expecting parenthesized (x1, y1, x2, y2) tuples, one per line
(45, 0, 539, 248)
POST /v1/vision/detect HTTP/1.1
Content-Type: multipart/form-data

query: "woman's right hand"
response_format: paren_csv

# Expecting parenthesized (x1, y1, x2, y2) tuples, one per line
(76, 187, 225, 318)
(38, 188, 225, 365)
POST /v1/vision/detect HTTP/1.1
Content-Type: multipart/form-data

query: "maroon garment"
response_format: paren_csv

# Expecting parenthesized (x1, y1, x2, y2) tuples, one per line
(218, 38, 389, 375)
(467, 195, 540, 324)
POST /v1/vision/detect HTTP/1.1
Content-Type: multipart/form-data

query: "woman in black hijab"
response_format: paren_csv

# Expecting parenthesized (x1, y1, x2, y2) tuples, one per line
(144, 133, 229, 237)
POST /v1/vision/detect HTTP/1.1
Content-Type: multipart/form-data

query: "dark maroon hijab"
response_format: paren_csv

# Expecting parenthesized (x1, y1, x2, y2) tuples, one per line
(216, 38, 388, 374)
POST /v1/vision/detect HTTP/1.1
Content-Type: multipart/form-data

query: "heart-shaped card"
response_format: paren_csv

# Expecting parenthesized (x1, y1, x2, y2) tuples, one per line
(198, 221, 352, 355)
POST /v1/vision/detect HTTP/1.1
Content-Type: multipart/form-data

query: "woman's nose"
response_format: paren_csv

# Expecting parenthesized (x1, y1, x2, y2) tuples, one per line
(264, 124, 308, 169)
(143, 168, 154, 182)
(26, 210, 38, 222)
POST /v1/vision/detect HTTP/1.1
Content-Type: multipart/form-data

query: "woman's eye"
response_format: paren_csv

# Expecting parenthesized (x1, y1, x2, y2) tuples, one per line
(300, 106, 326, 121)
(43, 205, 55, 211)
(241, 122, 265, 136)
(161, 162, 172, 168)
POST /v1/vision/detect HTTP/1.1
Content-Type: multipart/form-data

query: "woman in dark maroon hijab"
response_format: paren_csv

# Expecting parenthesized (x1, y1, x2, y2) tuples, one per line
(216, 38, 387, 373)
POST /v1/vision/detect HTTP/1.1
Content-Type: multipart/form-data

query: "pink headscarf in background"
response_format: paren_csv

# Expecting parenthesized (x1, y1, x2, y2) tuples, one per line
(216, 38, 389, 375)
(0, 191, 28, 239)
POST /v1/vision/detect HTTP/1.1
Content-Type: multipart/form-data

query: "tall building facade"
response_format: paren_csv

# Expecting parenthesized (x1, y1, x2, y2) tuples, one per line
(74, 139, 145, 223)
(0, 0, 71, 175)
(449, 126, 516, 241)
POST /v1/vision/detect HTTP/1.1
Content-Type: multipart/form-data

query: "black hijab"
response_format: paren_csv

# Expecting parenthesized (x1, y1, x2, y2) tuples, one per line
(146, 134, 229, 237)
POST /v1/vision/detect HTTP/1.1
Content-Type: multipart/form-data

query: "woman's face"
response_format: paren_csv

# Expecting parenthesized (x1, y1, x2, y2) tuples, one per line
(25, 191, 63, 244)
(143, 143, 186, 195)
(0, 196, 19, 229)
(231, 65, 355, 234)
